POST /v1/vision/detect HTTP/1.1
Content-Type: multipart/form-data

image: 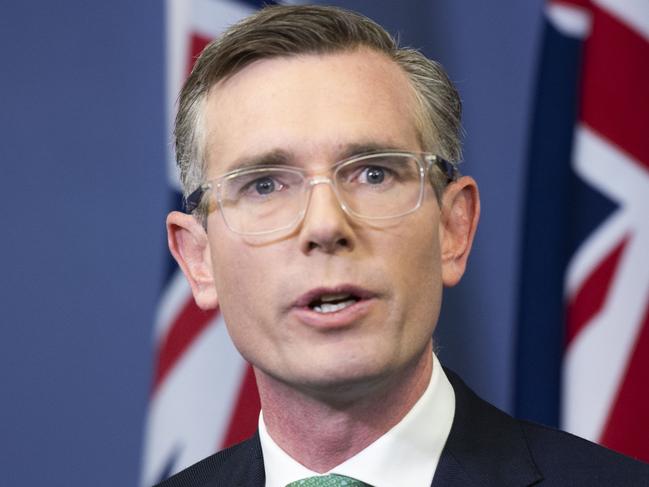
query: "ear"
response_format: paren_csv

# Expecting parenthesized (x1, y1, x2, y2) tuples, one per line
(166, 211, 218, 309)
(439, 176, 480, 287)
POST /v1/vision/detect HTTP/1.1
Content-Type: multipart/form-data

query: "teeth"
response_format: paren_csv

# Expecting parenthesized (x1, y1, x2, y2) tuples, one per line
(313, 299, 356, 313)
(319, 293, 351, 303)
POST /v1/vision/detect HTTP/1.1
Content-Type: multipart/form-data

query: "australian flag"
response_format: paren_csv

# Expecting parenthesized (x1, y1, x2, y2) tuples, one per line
(516, 0, 649, 462)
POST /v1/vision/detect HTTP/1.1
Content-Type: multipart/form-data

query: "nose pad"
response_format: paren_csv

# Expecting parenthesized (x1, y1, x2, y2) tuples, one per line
(308, 175, 335, 189)
(305, 176, 346, 215)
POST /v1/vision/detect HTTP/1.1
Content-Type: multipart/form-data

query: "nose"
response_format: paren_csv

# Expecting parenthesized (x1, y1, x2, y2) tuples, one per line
(298, 177, 354, 254)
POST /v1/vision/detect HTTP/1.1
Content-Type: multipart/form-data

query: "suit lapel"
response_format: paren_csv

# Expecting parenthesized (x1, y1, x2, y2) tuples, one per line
(224, 432, 266, 487)
(431, 448, 476, 486)
(153, 433, 265, 487)
(432, 369, 543, 487)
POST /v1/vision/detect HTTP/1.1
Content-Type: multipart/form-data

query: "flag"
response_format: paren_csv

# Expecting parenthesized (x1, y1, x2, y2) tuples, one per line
(516, 0, 649, 462)
(140, 1, 279, 485)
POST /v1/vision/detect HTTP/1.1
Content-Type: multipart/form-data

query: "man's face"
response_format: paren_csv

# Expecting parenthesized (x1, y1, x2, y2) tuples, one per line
(202, 49, 447, 395)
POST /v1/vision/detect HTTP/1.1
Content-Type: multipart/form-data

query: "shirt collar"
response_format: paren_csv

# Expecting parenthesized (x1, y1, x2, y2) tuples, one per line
(259, 354, 455, 487)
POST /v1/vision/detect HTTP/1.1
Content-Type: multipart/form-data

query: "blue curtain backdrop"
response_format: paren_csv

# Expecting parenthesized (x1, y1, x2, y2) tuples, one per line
(0, 1, 544, 485)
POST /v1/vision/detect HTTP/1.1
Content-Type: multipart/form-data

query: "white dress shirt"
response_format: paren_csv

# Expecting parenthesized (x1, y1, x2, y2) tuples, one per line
(259, 354, 455, 487)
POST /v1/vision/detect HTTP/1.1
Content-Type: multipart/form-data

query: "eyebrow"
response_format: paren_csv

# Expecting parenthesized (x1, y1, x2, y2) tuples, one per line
(338, 141, 408, 160)
(222, 149, 293, 173)
(220, 140, 409, 174)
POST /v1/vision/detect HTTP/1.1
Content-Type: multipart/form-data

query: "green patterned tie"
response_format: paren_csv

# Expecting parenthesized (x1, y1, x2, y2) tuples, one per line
(286, 473, 370, 486)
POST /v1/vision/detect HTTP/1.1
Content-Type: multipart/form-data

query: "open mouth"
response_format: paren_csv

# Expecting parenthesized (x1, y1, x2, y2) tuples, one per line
(308, 293, 361, 314)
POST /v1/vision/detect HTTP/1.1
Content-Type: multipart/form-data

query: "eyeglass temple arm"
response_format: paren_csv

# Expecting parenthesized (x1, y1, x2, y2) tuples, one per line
(185, 185, 206, 213)
(430, 155, 459, 183)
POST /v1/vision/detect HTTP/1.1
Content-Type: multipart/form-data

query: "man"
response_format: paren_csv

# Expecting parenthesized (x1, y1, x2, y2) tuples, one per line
(160, 5, 648, 486)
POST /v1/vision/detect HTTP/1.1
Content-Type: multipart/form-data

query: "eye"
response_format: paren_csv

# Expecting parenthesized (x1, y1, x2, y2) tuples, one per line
(337, 158, 402, 189)
(238, 175, 284, 196)
(253, 176, 277, 195)
(224, 168, 305, 206)
(361, 166, 386, 185)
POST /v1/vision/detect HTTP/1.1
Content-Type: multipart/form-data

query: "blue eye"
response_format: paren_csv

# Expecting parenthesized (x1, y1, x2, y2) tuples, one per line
(363, 166, 386, 184)
(254, 176, 276, 195)
(238, 175, 284, 198)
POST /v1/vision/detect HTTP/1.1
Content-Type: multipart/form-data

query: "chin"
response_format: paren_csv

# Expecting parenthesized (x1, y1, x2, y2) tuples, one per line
(286, 354, 401, 398)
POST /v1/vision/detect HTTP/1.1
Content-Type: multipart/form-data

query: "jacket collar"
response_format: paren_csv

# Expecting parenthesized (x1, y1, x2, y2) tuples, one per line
(432, 369, 543, 486)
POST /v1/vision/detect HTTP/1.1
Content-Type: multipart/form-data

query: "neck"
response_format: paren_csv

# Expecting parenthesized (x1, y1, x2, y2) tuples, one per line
(256, 344, 433, 473)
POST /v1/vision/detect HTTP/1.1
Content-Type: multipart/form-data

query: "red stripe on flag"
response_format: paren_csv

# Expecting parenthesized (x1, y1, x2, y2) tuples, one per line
(579, 5, 649, 169)
(549, 0, 591, 9)
(599, 301, 649, 463)
(565, 237, 628, 346)
(220, 364, 261, 448)
(152, 299, 218, 394)
(188, 33, 213, 73)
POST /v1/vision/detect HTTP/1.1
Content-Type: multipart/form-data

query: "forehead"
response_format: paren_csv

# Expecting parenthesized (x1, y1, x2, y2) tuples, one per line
(203, 48, 421, 175)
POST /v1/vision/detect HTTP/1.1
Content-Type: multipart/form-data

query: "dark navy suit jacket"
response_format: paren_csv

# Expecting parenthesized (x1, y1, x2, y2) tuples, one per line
(155, 369, 649, 486)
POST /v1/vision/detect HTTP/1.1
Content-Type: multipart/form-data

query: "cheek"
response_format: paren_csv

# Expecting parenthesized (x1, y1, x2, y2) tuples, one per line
(393, 217, 443, 327)
(209, 236, 270, 321)
(394, 209, 440, 274)
(211, 248, 275, 359)
(207, 230, 290, 348)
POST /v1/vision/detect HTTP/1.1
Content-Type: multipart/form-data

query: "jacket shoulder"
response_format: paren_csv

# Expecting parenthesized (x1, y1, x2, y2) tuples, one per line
(519, 419, 649, 485)
(440, 368, 649, 486)
(153, 435, 265, 487)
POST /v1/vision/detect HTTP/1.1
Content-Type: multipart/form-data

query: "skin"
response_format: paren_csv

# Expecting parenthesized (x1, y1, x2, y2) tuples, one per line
(167, 48, 480, 471)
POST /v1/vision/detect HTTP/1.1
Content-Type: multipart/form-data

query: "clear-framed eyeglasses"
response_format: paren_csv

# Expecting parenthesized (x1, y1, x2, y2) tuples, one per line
(185, 151, 459, 236)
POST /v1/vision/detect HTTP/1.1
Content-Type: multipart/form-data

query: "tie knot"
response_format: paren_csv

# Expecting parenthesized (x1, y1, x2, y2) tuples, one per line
(286, 473, 369, 487)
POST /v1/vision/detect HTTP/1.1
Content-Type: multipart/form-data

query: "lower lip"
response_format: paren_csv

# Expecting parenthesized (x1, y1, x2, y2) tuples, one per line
(291, 298, 375, 329)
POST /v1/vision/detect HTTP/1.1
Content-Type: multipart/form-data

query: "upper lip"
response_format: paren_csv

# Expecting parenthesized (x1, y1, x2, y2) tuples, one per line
(293, 285, 376, 309)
